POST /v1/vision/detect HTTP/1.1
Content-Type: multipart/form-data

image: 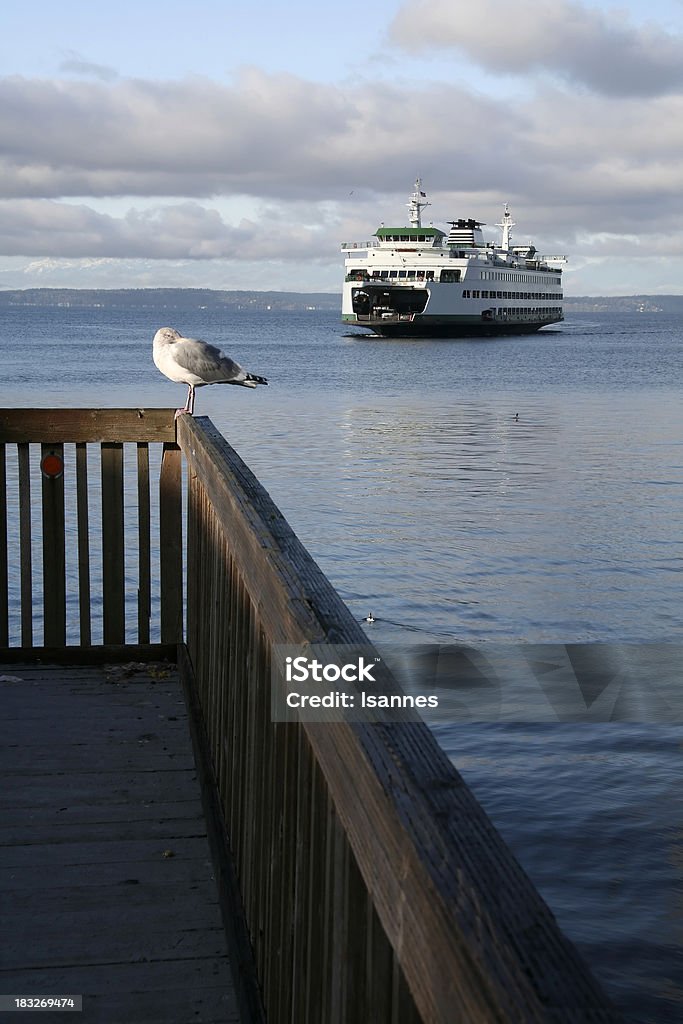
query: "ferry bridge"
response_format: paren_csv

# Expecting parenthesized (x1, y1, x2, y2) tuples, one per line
(0, 409, 622, 1023)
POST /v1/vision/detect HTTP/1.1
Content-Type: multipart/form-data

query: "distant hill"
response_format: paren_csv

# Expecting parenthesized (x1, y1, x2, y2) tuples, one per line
(564, 295, 683, 313)
(1, 288, 682, 314)
(0, 287, 340, 311)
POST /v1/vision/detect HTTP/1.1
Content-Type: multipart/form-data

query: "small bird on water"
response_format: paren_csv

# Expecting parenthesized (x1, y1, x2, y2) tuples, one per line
(153, 326, 268, 416)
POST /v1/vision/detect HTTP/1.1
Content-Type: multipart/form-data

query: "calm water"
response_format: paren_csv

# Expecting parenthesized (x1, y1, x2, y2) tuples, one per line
(3, 303, 683, 1020)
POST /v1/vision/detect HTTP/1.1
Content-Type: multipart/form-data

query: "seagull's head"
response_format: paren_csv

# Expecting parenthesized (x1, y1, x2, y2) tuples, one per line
(153, 326, 181, 346)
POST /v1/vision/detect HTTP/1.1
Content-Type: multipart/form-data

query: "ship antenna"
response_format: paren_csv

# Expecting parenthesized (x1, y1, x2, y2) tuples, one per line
(496, 203, 515, 251)
(407, 178, 430, 229)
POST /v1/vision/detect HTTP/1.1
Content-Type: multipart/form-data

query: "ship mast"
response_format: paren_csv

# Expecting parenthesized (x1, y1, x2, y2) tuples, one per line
(497, 203, 515, 251)
(407, 178, 430, 228)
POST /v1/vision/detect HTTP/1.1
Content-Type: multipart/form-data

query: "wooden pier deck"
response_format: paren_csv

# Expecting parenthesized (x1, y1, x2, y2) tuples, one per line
(0, 655, 246, 1024)
(0, 410, 623, 1023)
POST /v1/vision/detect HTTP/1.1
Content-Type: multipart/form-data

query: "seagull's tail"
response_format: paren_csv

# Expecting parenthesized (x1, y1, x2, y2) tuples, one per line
(241, 373, 269, 388)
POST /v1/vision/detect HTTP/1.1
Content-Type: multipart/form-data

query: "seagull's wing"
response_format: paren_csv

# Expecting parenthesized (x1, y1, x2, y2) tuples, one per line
(173, 337, 247, 384)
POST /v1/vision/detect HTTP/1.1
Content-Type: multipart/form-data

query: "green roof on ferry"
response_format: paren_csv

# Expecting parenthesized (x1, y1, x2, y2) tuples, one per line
(375, 226, 446, 238)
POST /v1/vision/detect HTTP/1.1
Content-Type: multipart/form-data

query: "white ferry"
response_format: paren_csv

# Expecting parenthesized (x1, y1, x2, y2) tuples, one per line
(341, 181, 566, 337)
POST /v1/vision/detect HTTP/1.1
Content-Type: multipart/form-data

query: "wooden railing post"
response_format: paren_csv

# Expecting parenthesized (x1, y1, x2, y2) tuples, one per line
(101, 442, 125, 644)
(75, 442, 91, 646)
(41, 443, 66, 646)
(0, 445, 7, 646)
(136, 443, 151, 645)
(159, 441, 183, 643)
(17, 442, 33, 647)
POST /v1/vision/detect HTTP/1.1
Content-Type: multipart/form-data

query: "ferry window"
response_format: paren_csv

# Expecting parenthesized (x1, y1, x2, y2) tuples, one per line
(473, 290, 480, 298)
(407, 271, 416, 279)
(400, 235, 410, 242)
(380, 270, 388, 279)
(398, 270, 407, 278)
(426, 271, 434, 281)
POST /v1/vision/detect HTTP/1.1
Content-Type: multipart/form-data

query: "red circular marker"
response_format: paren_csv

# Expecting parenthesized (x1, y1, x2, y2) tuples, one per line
(41, 452, 64, 479)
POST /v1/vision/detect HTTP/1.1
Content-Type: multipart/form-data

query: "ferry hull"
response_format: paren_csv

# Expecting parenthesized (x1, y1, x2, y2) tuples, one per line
(342, 314, 563, 338)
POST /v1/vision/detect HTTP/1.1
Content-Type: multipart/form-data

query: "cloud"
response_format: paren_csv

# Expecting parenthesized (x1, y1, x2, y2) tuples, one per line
(59, 51, 119, 82)
(1, 68, 683, 265)
(0, 198, 340, 260)
(0, 70, 512, 201)
(389, 0, 683, 96)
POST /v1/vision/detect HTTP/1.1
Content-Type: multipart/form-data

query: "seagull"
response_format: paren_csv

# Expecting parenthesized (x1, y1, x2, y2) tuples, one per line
(153, 326, 268, 416)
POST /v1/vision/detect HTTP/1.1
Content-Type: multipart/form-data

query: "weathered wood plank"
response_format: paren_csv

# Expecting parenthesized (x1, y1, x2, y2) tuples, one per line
(366, 896, 394, 1024)
(17, 442, 33, 647)
(75, 442, 91, 645)
(289, 727, 312, 1023)
(1, 768, 202, 811)
(0, 811, 205, 843)
(159, 442, 183, 643)
(0, 445, 7, 646)
(2, 874, 217, 911)
(2, 692, 192, 728)
(101, 442, 125, 643)
(4, 797, 204, 829)
(137, 442, 151, 644)
(177, 638, 267, 1024)
(0, 408, 176, 443)
(2, 918, 228, 967)
(0, 745, 197, 773)
(0, 701, 189, 738)
(41, 442, 66, 645)
(1, 854, 220, 891)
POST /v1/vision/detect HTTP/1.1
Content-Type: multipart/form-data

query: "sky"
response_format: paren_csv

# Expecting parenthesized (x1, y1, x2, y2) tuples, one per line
(2, 0, 683, 295)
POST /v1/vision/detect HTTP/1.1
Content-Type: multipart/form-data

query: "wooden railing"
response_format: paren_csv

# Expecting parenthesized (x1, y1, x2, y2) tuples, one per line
(177, 415, 621, 1024)
(0, 409, 182, 648)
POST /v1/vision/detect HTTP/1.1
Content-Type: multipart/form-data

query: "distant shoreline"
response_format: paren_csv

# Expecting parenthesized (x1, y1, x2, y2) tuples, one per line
(0, 287, 682, 314)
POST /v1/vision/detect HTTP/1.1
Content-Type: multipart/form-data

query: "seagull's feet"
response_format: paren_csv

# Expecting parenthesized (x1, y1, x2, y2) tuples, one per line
(174, 408, 191, 420)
